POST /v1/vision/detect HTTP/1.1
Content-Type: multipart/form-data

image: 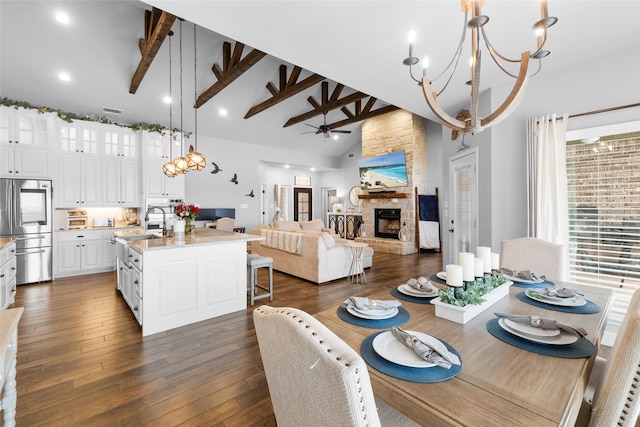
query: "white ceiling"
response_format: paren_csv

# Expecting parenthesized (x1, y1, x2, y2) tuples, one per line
(2, 1, 639, 162)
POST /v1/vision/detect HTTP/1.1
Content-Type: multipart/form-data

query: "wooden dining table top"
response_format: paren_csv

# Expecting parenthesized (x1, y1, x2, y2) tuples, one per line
(314, 282, 614, 427)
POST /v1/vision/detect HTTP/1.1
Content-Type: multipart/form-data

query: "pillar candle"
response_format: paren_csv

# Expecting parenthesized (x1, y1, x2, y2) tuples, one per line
(446, 264, 463, 287)
(458, 252, 475, 282)
(476, 246, 492, 273)
(474, 258, 484, 278)
(491, 253, 500, 270)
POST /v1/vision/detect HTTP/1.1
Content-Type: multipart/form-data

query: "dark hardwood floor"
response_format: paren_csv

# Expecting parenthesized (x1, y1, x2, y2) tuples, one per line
(10, 250, 443, 426)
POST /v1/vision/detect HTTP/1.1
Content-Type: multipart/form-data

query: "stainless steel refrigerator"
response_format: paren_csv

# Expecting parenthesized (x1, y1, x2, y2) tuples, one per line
(0, 179, 52, 285)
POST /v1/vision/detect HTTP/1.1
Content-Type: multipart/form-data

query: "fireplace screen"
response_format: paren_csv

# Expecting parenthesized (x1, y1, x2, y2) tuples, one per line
(375, 209, 401, 239)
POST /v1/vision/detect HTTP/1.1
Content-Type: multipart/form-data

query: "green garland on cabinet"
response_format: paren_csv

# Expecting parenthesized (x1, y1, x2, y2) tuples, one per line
(0, 96, 190, 138)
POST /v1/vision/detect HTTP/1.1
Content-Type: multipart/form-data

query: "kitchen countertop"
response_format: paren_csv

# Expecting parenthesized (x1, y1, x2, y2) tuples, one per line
(0, 237, 15, 250)
(114, 228, 262, 252)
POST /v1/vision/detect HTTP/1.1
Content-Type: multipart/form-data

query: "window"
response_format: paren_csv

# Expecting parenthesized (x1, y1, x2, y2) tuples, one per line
(566, 126, 640, 333)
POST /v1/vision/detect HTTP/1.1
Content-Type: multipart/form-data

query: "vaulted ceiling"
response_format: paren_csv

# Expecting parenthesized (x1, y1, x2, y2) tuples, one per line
(1, 1, 639, 162)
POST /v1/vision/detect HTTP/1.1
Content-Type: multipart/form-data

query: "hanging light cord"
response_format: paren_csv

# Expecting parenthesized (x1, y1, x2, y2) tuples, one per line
(193, 22, 198, 152)
(179, 19, 184, 157)
(168, 32, 173, 159)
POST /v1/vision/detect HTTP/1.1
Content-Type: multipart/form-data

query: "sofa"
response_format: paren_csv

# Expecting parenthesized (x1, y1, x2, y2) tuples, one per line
(250, 219, 373, 284)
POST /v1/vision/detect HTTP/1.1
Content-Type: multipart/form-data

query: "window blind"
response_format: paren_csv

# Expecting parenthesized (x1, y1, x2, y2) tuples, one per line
(566, 133, 640, 332)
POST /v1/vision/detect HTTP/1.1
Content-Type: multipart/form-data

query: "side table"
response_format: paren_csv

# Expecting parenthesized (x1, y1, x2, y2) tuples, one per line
(346, 242, 368, 285)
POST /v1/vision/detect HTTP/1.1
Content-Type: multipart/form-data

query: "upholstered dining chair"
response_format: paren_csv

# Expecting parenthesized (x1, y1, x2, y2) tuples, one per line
(215, 217, 234, 232)
(576, 288, 640, 427)
(253, 306, 419, 427)
(499, 237, 565, 282)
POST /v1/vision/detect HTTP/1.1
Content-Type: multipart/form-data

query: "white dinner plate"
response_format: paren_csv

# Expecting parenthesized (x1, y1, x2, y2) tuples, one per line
(503, 273, 544, 284)
(372, 331, 437, 368)
(525, 290, 587, 307)
(436, 272, 447, 281)
(498, 319, 578, 345)
(398, 284, 439, 298)
(346, 305, 398, 320)
(503, 319, 560, 337)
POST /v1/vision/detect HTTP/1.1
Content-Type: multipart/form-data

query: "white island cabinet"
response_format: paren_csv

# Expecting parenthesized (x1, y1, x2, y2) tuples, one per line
(115, 229, 262, 337)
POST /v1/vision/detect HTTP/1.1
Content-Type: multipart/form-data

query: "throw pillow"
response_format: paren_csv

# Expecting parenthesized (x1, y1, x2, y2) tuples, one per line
(299, 219, 324, 232)
(273, 220, 301, 232)
(321, 232, 336, 249)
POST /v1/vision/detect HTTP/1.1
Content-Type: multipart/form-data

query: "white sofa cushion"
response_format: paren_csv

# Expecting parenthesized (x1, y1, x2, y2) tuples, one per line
(273, 220, 302, 232)
(321, 232, 336, 248)
(299, 219, 325, 232)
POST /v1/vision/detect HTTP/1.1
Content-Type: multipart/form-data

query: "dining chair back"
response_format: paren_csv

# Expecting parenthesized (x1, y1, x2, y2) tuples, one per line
(216, 217, 234, 232)
(584, 288, 640, 426)
(253, 305, 419, 427)
(500, 237, 565, 281)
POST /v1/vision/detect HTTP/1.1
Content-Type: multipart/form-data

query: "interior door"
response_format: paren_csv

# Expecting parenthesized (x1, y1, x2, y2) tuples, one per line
(448, 148, 478, 263)
(294, 187, 312, 222)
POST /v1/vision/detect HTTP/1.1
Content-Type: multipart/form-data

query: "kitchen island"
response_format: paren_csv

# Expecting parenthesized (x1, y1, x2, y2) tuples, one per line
(114, 228, 262, 336)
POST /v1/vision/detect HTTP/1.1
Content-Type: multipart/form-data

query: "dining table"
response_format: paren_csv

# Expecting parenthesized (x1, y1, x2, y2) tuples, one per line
(315, 281, 614, 427)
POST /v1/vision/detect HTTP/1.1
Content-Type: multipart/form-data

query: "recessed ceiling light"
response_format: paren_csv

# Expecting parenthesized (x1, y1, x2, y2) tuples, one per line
(58, 72, 71, 82)
(219, 108, 227, 116)
(284, 165, 290, 169)
(310, 167, 316, 172)
(332, 135, 339, 140)
(163, 96, 171, 104)
(55, 12, 70, 25)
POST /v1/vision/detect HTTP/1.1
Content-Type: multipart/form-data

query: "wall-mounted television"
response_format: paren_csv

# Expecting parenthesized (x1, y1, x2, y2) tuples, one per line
(359, 151, 409, 190)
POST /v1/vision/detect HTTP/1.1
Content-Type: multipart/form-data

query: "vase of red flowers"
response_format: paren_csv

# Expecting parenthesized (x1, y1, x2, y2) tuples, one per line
(175, 203, 200, 233)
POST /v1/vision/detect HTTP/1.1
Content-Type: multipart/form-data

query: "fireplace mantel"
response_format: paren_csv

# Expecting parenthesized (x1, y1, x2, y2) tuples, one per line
(359, 193, 410, 200)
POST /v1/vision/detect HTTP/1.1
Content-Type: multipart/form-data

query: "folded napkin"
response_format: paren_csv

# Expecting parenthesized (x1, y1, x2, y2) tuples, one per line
(535, 287, 584, 298)
(344, 297, 401, 311)
(391, 327, 461, 369)
(501, 268, 545, 282)
(406, 277, 436, 293)
(494, 313, 587, 338)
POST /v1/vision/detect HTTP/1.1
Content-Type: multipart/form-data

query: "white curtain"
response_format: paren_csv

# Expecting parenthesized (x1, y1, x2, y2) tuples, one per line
(526, 114, 570, 274)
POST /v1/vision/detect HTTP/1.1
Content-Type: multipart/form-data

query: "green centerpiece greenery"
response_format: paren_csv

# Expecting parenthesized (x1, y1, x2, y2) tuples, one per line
(438, 272, 508, 307)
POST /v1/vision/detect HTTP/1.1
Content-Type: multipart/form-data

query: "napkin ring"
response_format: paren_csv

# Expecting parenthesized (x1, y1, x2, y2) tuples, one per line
(530, 316, 542, 328)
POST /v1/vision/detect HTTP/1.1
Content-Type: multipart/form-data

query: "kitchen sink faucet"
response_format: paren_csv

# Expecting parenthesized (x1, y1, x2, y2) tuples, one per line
(144, 206, 168, 236)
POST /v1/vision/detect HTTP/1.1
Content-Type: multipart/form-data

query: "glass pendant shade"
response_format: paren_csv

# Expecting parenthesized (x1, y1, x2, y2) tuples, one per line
(173, 155, 189, 174)
(163, 161, 178, 177)
(187, 145, 206, 170)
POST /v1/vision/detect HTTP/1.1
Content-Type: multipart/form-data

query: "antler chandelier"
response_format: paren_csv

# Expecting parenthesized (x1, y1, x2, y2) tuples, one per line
(403, 0, 557, 133)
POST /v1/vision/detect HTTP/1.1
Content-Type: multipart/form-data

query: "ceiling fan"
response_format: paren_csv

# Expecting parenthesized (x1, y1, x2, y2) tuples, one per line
(303, 111, 351, 140)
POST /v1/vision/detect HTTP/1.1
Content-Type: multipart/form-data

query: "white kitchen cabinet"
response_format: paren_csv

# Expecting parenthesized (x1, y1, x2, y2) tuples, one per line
(142, 132, 185, 199)
(103, 157, 140, 206)
(102, 125, 140, 207)
(0, 106, 54, 179)
(0, 242, 17, 310)
(56, 154, 102, 207)
(102, 231, 116, 270)
(54, 230, 111, 278)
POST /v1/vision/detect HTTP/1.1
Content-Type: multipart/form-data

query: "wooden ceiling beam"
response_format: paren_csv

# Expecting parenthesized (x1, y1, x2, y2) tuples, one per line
(129, 8, 176, 94)
(327, 101, 400, 131)
(244, 65, 325, 119)
(195, 41, 267, 108)
(284, 81, 368, 127)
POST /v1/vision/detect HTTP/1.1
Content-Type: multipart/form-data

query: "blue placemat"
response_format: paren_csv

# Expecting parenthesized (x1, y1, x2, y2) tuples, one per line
(391, 287, 438, 305)
(430, 274, 447, 285)
(486, 318, 595, 358)
(516, 292, 601, 314)
(511, 279, 556, 288)
(361, 331, 463, 383)
(337, 305, 410, 329)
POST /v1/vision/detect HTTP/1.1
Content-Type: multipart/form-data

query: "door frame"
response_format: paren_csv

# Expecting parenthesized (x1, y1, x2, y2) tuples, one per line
(448, 147, 479, 263)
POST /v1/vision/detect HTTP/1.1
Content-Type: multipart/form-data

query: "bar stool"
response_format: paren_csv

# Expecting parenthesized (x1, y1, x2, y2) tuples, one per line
(247, 254, 274, 306)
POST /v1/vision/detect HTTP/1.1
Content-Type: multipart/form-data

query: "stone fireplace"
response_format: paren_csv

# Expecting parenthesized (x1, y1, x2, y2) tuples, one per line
(355, 110, 427, 255)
